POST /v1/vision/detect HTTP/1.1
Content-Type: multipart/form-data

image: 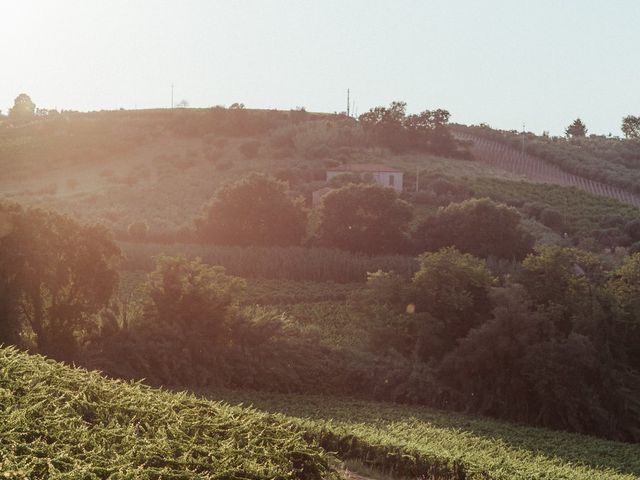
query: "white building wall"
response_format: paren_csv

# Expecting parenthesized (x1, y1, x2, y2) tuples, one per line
(326, 171, 403, 192)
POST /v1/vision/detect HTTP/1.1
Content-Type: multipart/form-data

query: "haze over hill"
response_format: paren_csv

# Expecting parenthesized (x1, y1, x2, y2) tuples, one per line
(3, 3, 640, 478)
(3, 1, 640, 135)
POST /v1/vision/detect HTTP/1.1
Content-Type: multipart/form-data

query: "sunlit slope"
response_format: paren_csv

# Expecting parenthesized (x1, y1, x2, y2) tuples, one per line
(0, 346, 336, 479)
(2, 108, 638, 239)
(211, 390, 640, 480)
(0, 108, 522, 235)
(2, 344, 640, 479)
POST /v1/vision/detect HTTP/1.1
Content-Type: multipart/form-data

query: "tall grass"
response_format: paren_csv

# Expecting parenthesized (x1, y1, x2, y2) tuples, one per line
(119, 242, 418, 282)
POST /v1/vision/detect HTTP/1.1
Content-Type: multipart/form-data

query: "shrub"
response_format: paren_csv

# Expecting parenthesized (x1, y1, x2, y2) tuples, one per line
(540, 208, 564, 230)
(197, 174, 307, 247)
(413, 198, 534, 259)
(316, 183, 413, 254)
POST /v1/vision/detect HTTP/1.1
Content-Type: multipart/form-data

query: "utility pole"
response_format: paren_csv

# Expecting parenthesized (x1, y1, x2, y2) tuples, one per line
(346, 89, 350, 117)
(171, 84, 174, 109)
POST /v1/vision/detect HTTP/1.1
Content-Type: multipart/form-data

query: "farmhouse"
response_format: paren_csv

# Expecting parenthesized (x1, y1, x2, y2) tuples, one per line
(326, 164, 404, 192)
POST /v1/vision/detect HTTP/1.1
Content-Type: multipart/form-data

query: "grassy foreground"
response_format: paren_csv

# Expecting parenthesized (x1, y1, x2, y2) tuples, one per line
(208, 390, 640, 480)
(2, 346, 640, 480)
(0, 346, 336, 480)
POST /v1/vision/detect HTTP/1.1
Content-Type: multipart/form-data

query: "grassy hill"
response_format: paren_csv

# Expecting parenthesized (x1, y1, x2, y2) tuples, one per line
(2, 108, 638, 249)
(2, 346, 639, 480)
(457, 124, 640, 195)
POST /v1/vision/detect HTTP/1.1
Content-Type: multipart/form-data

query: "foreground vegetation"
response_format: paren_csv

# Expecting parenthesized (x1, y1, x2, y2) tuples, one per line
(2, 346, 638, 480)
(4, 202, 640, 442)
(211, 389, 640, 480)
(0, 346, 336, 480)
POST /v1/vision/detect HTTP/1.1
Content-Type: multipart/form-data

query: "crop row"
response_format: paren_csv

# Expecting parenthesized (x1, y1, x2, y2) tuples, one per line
(119, 242, 418, 282)
(456, 132, 640, 208)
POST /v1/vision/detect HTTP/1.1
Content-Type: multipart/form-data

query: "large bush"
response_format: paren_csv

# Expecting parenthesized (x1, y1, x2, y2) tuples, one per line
(315, 183, 412, 254)
(0, 202, 120, 360)
(197, 174, 307, 247)
(413, 198, 534, 259)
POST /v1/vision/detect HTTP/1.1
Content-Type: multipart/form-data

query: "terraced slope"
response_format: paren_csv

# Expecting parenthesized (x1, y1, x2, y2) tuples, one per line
(456, 132, 640, 208)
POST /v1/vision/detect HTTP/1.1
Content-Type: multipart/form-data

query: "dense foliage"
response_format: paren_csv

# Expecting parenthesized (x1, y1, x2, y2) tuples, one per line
(359, 101, 458, 155)
(5, 346, 638, 480)
(413, 198, 534, 259)
(361, 247, 640, 441)
(196, 174, 307, 246)
(316, 183, 412, 254)
(0, 202, 120, 360)
(0, 346, 337, 480)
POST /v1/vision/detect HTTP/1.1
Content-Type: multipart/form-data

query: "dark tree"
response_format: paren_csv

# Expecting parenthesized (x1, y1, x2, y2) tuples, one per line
(413, 198, 534, 259)
(565, 118, 588, 138)
(316, 183, 412, 254)
(358, 101, 407, 151)
(197, 174, 307, 246)
(359, 101, 457, 155)
(622, 115, 640, 139)
(0, 202, 120, 360)
(411, 247, 494, 358)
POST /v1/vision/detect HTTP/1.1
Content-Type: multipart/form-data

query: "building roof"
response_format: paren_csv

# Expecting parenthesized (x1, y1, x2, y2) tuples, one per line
(327, 163, 402, 173)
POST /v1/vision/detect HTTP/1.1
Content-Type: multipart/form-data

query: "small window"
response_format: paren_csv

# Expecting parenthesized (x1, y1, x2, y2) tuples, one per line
(389, 175, 395, 186)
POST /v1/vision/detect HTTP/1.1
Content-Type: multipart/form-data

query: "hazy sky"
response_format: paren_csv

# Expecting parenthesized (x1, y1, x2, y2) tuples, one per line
(2, 1, 639, 135)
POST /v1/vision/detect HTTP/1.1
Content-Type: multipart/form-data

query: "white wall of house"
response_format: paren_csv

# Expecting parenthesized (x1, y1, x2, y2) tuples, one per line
(326, 171, 404, 192)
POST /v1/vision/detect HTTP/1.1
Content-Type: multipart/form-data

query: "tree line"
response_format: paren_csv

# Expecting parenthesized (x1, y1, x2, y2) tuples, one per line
(194, 173, 535, 258)
(2, 200, 640, 440)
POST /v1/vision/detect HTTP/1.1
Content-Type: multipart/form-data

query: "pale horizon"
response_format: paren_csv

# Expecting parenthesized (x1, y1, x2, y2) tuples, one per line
(2, 0, 639, 136)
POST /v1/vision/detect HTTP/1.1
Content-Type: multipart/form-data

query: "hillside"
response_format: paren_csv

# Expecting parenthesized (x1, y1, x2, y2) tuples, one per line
(2, 107, 638, 249)
(456, 124, 640, 196)
(2, 346, 640, 480)
(454, 130, 640, 208)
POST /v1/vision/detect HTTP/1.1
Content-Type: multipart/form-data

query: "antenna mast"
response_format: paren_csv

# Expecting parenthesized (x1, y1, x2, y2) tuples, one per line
(346, 89, 350, 117)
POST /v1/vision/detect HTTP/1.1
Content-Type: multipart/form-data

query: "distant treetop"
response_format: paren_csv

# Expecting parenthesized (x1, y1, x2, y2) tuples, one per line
(9, 93, 36, 119)
(565, 118, 588, 138)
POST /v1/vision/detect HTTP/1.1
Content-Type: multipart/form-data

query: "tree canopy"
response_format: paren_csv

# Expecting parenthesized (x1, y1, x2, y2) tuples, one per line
(565, 118, 588, 138)
(622, 115, 640, 139)
(0, 202, 120, 360)
(316, 183, 412, 254)
(413, 198, 534, 259)
(197, 174, 307, 246)
(358, 101, 457, 155)
(8, 93, 36, 119)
